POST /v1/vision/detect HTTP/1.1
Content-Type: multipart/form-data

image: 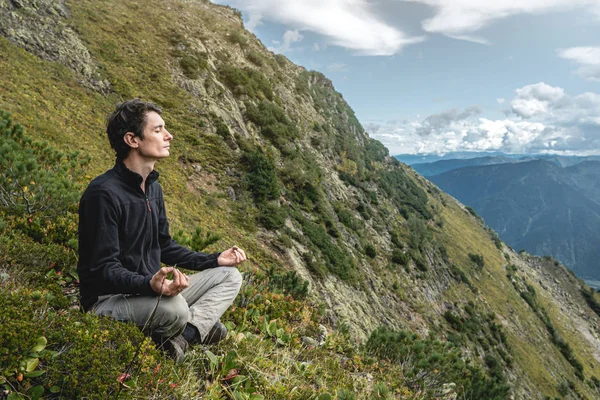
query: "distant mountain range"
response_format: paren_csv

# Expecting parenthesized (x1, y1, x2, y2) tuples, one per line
(414, 156, 600, 280)
(395, 152, 600, 172)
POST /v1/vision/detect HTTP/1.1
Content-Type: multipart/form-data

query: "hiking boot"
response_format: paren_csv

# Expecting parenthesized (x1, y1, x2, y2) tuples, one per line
(202, 321, 228, 345)
(183, 321, 228, 346)
(158, 334, 188, 364)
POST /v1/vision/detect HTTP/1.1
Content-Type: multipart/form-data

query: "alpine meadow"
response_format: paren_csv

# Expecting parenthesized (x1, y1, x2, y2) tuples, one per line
(2, 1, 600, 399)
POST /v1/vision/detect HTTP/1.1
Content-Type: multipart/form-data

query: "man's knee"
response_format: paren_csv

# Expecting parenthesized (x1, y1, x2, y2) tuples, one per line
(153, 295, 189, 337)
(227, 267, 243, 289)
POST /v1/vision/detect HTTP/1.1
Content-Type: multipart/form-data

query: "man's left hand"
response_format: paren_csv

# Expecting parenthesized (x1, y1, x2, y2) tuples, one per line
(218, 246, 247, 266)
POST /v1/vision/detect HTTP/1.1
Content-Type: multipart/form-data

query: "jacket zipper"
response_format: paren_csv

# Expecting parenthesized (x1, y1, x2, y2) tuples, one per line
(145, 196, 151, 212)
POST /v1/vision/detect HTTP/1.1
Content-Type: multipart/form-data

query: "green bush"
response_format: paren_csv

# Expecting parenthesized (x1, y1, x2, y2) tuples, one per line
(0, 289, 178, 399)
(246, 50, 264, 66)
(228, 30, 248, 46)
(391, 249, 408, 266)
(173, 226, 221, 252)
(218, 65, 273, 100)
(295, 214, 356, 282)
(581, 288, 600, 318)
(242, 150, 280, 203)
(469, 253, 485, 269)
(334, 205, 361, 232)
(245, 101, 299, 149)
(266, 266, 309, 300)
(179, 51, 208, 79)
(258, 203, 286, 230)
(449, 264, 473, 289)
(214, 116, 231, 139)
(377, 169, 431, 220)
(365, 244, 376, 259)
(407, 215, 432, 251)
(366, 327, 509, 399)
(280, 156, 322, 208)
(465, 206, 482, 220)
(0, 110, 89, 241)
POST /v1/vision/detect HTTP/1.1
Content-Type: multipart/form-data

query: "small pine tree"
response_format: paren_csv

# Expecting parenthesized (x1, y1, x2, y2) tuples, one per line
(0, 110, 89, 217)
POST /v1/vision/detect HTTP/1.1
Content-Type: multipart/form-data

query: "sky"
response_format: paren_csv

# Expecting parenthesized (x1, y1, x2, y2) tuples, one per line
(212, 0, 600, 156)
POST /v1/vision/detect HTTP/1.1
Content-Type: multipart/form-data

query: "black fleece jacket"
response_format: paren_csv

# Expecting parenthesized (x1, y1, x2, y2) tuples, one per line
(77, 160, 220, 311)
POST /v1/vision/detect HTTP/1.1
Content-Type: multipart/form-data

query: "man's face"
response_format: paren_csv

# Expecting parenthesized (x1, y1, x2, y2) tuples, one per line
(137, 111, 172, 160)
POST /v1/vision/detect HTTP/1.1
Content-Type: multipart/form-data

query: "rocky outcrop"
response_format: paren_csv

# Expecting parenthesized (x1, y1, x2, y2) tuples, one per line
(0, 0, 109, 91)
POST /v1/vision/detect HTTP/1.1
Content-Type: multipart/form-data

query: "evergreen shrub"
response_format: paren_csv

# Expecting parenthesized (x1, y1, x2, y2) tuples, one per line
(366, 327, 510, 399)
(242, 150, 279, 203)
(218, 66, 273, 100)
(0, 110, 89, 244)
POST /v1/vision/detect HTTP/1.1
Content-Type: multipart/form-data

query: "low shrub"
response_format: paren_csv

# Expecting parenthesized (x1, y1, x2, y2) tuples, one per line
(242, 149, 280, 203)
(365, 244, 376, 259)
(0, 288, 178, 399)
(469, 253, 485, 269)
(258, 203, 287, 231)
(366, 327, 510, 399)
(179, 51, 208, 79)
(218, 66, 273, 100)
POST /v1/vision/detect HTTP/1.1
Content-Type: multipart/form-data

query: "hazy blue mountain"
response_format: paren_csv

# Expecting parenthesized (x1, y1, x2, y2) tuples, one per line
(430, 160, 600, 280)
(405, 153, 600, 176)
(411, 156, 521, 177)
(394, 151, 517, 165)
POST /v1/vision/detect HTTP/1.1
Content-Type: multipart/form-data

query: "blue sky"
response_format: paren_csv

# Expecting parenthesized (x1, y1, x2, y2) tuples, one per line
(213, 1, 600, 156)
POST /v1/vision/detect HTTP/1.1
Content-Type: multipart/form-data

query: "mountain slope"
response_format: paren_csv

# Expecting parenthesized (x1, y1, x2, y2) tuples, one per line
(430, 160, 600, 280)
(2, 1, 600, 399)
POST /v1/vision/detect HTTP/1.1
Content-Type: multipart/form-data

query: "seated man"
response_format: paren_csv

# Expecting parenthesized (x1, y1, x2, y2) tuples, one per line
(77, 99, 244, 362)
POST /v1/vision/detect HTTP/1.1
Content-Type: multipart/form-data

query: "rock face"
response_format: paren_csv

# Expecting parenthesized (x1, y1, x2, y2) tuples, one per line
(2, 1, 600, 398)
(0, 0, 109, 91)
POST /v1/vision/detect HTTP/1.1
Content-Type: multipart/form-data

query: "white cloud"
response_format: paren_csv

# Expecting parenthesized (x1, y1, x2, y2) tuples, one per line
(245, 12, 263, 31)
(510, 82, 566, 118)
(282, 30, 303, 51)
(407, 0, 600, 43)
(497, 98, 505, 104)
(558, 46, 600, 81)
(213, 0, 424, 55)
(269, 29, 304, 53)
(367, 83, 600, 156)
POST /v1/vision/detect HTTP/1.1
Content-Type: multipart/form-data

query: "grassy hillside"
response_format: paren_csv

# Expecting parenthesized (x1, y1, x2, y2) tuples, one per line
(2, 0, 600, 399)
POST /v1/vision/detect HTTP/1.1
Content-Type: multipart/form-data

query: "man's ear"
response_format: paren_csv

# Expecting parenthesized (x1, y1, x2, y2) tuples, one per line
(123, 132, 139, 149)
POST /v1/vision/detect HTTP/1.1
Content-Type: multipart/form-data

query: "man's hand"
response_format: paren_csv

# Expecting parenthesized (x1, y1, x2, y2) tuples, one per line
(150, 267, 190, 296)
(217, 246, 247, 267)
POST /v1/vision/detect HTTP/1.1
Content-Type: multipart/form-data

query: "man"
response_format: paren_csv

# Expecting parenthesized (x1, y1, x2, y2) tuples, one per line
(77, 99, 244, 362)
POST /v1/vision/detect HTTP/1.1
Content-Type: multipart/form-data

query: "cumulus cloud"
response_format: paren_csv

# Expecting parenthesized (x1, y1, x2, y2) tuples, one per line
(558, 46, 600, 81)
(268, 30, 304, 53)
(367, 83, 600, 156)
(510, 82, 566, 118)
(245, 12, 263, 31)
(416, 106, 481, 136)
(213, 0, 424, 55)
(407, 0, 600, 43)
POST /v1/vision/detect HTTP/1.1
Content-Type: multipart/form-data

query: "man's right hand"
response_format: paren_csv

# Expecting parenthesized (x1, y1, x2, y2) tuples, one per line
(150, 267, 190, 296)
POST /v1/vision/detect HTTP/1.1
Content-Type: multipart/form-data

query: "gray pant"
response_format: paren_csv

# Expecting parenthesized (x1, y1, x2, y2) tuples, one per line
(92, 267, 242, 341)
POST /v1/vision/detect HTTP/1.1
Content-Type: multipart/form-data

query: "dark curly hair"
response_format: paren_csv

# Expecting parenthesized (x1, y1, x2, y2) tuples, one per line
(106, 99, 162, 160)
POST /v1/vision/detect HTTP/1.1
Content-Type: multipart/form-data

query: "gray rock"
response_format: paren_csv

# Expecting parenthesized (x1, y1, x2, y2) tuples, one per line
(226, 186, 236, 201)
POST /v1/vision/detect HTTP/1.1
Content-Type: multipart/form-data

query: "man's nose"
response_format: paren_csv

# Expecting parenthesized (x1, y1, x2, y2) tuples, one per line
(165, 129, 173, 140)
